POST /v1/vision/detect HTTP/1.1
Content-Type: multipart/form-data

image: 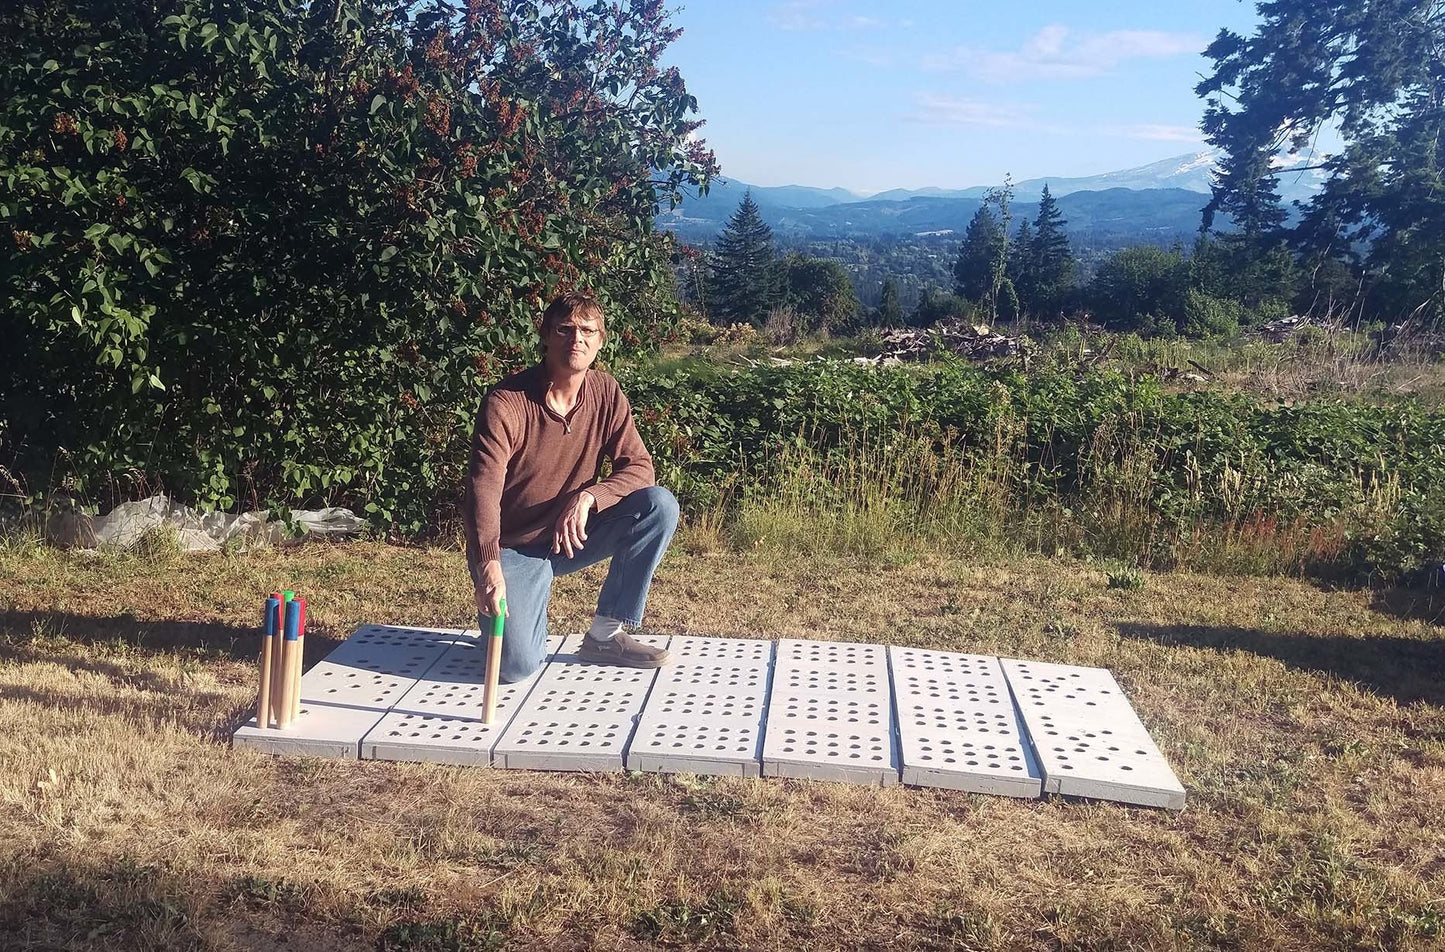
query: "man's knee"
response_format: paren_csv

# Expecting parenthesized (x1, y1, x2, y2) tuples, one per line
(497, 634, 547, 683)
(632, 485, 679, 527)
(498, 656, 542, 684)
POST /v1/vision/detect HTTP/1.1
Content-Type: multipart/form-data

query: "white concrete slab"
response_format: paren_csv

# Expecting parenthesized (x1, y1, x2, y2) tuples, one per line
(670, 635, 774, 666)
(360, 636, 562, 765)
(1001, 657, 1186, 810)
(231, 623, 462, 758)
(627, 636, 772, 777)
(320, 623, 466, 674)
(763, 638, 898, 786)
(889, 647, 1042, 798)
(232, 701, 388, 759)
(491, 633, 668, 772)
(233, 657, 431, 759)
(297, 659, 418, 709)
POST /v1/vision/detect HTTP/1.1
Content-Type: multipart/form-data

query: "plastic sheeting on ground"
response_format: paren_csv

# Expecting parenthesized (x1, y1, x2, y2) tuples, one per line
(32, 494, 366, 553)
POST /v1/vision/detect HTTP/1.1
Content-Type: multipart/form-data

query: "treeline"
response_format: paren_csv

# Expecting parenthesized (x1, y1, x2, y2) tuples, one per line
(690, 181, 1367, 341)
(919, 179, 1313, 338)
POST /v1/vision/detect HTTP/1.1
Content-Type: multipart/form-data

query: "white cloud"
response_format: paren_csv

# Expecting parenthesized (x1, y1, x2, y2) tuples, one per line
(907, 99, 1202, 142)
(1108, 123, 1203, 143)
(770, 0, 826, 30)
(838, 46, 895, 67)
(770, 0, 889, 31)
(905, 93, 1042, 129)
(926, 24, 1206, 82)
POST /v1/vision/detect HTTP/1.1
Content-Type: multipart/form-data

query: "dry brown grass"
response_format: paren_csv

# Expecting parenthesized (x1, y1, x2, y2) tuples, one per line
(1, 532, 1442, 951)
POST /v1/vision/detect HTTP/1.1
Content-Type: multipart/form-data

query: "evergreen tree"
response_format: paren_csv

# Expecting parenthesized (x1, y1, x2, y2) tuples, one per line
(955, 178, 1018, 322)
(1029, 183, 1075, 318)
(1196, 0, 1445, 325)
(708, 191, 780, 325)
(953, 205, 1003, 303)
(1009, 218, 1037, 312)
(876, 277, 902, 326)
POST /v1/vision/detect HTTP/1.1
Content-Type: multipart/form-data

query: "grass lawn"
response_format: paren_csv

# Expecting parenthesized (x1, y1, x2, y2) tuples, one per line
(1, 532, 1441, 950)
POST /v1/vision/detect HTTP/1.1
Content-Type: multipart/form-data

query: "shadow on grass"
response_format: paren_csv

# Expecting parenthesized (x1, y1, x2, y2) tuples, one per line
(1368, 586, 1445, 627)
(0, 853, 521, 952)
(1116, 622, 1445, 706)
(0, 855, 206, 952)
(0, 609, 345, 664)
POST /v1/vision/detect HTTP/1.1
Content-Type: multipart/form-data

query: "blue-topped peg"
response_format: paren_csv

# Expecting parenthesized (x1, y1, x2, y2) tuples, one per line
(285, 599, 302, 641)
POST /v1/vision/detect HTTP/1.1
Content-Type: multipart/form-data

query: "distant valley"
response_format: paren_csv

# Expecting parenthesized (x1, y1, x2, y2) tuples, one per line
(659, 150, 1328, 249)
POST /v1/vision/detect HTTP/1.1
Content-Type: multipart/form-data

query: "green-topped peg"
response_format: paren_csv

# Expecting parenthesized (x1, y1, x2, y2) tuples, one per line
(483, 597, 506, 724)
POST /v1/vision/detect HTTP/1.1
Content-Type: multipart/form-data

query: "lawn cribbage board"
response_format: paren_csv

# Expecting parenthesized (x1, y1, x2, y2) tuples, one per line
(232, 625, 1186, 810)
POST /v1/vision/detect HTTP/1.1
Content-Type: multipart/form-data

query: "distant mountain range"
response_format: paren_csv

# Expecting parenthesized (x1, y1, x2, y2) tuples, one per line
(659, 150, 1329, 246)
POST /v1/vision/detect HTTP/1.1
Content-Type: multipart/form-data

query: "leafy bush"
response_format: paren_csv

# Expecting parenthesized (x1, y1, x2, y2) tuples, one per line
(1107, 565, 1147, 590)
(1181, 288, 1243, 339)
(0, 0, 715, 532)
(781, 253, 859, 334)
(910, 286, 974, 327)
(619, 359, 1445, 581)
(1088, 246, 1188, 332)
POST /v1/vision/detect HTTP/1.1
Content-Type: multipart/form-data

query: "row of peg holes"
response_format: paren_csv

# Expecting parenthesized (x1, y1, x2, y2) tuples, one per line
(385, 715, 489, 744)
(903, 683, 1003, 705)
(656, 698, 760, 716)
(532, 688, 635, 714)
(552, 668, 650, 685)
(675, 642, 771, 662)
(644, 722, 754, 754)
(1035, 715, 1152, 773)
(914, 737, 1027, 772)
(784, 672, 882, 692)
(781, 699, 884, 724)
(894, 652, 997, 678)
(774, 727, 886, 762)
(510, 723, 620, 748)
(672, 671, 764, 688)
(907, 708, 1011, 732)
(783, 644, 882, 663)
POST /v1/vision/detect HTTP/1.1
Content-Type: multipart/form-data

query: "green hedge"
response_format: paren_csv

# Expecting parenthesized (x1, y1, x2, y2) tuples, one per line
(619, 359, 1445, 582)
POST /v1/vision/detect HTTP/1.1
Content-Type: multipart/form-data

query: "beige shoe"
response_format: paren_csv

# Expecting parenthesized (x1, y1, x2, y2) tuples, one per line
(577, 630, 671, 668)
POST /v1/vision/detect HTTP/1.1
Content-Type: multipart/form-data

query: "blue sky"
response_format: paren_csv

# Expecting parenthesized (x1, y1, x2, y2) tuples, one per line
(662, 0, 1262, 194)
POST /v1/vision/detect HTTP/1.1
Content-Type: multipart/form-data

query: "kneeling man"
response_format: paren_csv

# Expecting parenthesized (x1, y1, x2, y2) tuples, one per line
(464, 292, 676, 681)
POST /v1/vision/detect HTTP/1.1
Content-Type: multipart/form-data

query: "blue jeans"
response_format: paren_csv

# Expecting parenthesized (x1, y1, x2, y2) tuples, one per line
(476, 485, 679, 683)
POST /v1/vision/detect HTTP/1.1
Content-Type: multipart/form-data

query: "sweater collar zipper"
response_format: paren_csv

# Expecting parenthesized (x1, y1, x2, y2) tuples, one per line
(538, 368, 585, 433)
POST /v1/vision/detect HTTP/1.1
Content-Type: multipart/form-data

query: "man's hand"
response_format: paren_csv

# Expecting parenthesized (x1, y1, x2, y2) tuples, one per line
(474, 559, 508, 618)
(552, 490, 595, 558)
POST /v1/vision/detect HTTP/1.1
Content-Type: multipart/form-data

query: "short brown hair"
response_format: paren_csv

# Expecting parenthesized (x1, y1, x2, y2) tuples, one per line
(540, 291, 606, 343)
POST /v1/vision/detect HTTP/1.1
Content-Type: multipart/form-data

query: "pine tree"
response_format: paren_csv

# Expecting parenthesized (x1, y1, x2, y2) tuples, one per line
(707, 191, 780, 325)
(876, 277, 902, 326)
(953, 205, 1003, 303)
(1196, 0, 1445, 325)
(1028, 183, 1075, 318)
(1010, 218, 1037, 313)
(955, 178, 1018, 322)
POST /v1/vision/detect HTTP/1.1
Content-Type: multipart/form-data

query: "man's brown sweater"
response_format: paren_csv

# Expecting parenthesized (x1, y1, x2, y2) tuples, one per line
(464, 363, 655, 581)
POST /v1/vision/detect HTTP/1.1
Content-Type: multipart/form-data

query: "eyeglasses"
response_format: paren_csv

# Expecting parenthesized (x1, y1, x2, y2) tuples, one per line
(551, 324, 601, 340)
